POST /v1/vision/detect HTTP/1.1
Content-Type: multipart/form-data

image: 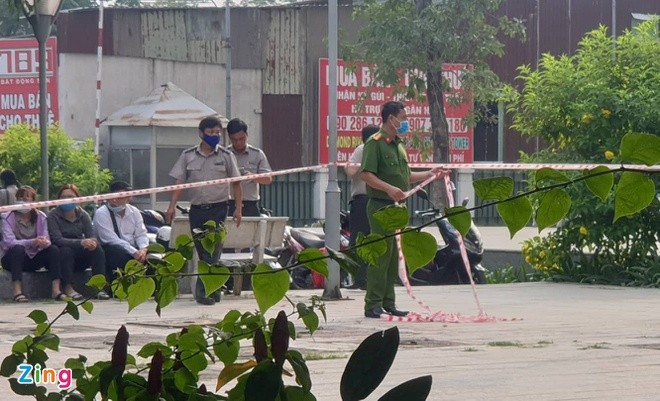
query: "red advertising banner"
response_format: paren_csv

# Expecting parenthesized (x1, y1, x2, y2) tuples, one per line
(319, 58, 473, 164)
(0, 37, 59, 134)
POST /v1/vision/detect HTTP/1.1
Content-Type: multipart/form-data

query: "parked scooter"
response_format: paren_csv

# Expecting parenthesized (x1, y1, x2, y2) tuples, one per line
(410, 190, 488, 285)
(274, 212, 351, 289)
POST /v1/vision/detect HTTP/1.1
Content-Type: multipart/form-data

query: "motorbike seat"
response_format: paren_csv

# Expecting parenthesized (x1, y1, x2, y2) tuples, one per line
(290, 229, 325, 249)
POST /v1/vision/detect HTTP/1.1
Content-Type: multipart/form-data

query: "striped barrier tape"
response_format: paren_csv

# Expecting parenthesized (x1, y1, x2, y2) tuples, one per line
(381, 171, 519, 323)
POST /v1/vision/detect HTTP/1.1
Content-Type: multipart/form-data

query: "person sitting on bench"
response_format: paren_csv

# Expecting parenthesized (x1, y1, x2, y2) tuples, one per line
(1, 185, 63, 302)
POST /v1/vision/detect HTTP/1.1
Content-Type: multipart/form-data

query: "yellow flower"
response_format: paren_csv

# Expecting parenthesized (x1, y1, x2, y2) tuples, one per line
(525, 256, 532, 264)
(579, 226, 588, 236)
(601, 108, 612, 119)
(581, 113, 593, 124)
(539, 251, 546, 259)
(604, 150, 615, 160)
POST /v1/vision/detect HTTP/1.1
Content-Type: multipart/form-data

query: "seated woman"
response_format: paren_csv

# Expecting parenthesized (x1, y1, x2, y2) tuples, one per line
(1, 186, 63, 302)
(48, 184, 110, 300)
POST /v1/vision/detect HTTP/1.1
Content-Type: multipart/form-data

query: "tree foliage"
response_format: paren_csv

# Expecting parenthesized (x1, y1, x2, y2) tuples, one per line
(0, 123, 113, 197)
(346, 0, 525, 163)
(505, 21, 660, 278)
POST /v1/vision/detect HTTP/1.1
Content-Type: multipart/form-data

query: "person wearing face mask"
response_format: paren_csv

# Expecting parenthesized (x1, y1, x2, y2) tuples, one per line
(48, 184, 109, 300)
(359, 101, 443, 318)
(165, 116, 243, 305)
(1, 185, 63, 302)
(93, 181, 150, 291)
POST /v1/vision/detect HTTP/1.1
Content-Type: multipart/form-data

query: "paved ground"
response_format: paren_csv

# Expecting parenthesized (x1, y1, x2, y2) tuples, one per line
(2, 282, 660, 400)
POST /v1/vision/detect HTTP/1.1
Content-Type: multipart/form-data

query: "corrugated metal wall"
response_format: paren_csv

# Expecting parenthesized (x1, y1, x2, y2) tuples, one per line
(263, 8, 305, 95)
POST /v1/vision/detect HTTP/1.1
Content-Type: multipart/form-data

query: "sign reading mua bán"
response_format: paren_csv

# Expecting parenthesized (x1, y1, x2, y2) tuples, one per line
(318, 58, 473, 164)
(0, 37, 59, 134)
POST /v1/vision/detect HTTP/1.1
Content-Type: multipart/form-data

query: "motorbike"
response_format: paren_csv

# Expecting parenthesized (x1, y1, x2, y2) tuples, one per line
(410, 190, 488, 285)
(273, 211, 351, 289)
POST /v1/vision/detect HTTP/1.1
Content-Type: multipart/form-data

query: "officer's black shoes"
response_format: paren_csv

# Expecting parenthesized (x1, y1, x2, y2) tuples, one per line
(364, 307, 387, 318)
(212, 291, 222, 302)
(383, 306, 409, 317)
(196, 297, 216, 305)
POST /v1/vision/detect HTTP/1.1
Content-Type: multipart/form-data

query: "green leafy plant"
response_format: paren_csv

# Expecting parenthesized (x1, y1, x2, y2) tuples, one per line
(502, 21, 660, 284)
(0, 124, 112, 197)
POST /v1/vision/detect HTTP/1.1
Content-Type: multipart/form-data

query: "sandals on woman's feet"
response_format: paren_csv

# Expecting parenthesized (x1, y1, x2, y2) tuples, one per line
(52, 293, 68, 301)
(67, 292, 84, 301)
(13, 293, 29, 303)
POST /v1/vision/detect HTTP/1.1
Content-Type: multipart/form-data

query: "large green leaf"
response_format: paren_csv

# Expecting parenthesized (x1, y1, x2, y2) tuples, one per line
(340, 327, 399, 401)
(127, 277, 156, 312)
(377, 375, 433, 401)
(198, 261, 230, 297)
(27, 310, 48, 325)
(244, 360, 282, 401)
(374, 205, 409, 232)
(283, 385, 317, 401)
(614, 172, 656, 222)
(620, 132, 660, 166)
(86, 274, 107, 290)
(297, 303, 320, 335)
(445, 206, 471, 236)
(536, 189, 572, 231)
(181, 350, 208, 374)
(252, 263, 290, 313)
(401, 231, 436, 275)
(287, 350, 312, 394)
(213, 339, 240, 366)
(535, 167, 570, 184)
(326, 247, 360, 277)
(496, 196, 533, 238)
(155, 276, 178, 316)
(473, 177, 514, 201)
(163, 252, 186, 273)
(1, 354, 23, 377)
(298, 248, 328, 278)
(356, 233, 387, 266)
(583, 166, 613, 201)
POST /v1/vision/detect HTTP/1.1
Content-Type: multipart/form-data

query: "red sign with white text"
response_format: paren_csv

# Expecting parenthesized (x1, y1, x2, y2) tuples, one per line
(319, 59, 473, 164)
(0, 37, 59, 134)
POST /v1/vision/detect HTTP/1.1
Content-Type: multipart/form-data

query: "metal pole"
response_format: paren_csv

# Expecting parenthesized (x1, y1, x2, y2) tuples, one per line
(94, 0, 104, 156)
(323, 0, 342, 299)
(497, 100, 504, 162)
(35, 14, 54, 201)
(225, 0, 231, 119)
(611, 0, 617, 52)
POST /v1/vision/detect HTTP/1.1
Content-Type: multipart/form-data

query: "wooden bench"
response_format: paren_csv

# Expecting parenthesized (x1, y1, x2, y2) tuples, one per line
(169, 216, 288, 296)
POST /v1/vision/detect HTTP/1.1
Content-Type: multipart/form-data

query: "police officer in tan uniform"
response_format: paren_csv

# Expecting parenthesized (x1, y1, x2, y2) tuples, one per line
(166, 116, 243, 305)
(226, 118, 273, 217)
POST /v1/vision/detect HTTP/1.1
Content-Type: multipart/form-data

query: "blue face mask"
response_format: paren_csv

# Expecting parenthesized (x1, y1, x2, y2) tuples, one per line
(396, 119, 410, 135)
(203, 134, 221, 148)
(108, 205, 126, 214)
(59, 203, 76, 212)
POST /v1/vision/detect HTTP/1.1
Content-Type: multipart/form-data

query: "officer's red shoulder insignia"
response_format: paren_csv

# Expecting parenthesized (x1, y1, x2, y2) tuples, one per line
(372, 133, 382, 141)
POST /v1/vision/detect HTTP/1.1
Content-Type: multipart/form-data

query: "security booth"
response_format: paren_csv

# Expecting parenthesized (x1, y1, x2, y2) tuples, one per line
(103, 82, 227, 210)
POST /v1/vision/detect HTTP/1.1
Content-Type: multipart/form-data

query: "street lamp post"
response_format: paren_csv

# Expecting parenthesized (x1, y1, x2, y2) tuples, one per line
(26, 0, 63, 201)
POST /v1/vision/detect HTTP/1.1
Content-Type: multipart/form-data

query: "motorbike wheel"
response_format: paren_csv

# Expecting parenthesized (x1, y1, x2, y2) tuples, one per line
(471, 269, 487, 284)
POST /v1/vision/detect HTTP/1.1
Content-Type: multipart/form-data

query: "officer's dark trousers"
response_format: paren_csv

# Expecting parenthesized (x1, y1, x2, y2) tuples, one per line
(60, 243, 106, 287)
(349, 194, 370, 287)
(189, 202, 228, 300)
(364, 198, 398, 312)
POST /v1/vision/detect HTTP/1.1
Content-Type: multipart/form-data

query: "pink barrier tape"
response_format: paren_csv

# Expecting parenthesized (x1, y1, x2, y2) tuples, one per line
(0, 164, 329, 214)
(380, 170, 519, 323)
(340, 162, 660, 171)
